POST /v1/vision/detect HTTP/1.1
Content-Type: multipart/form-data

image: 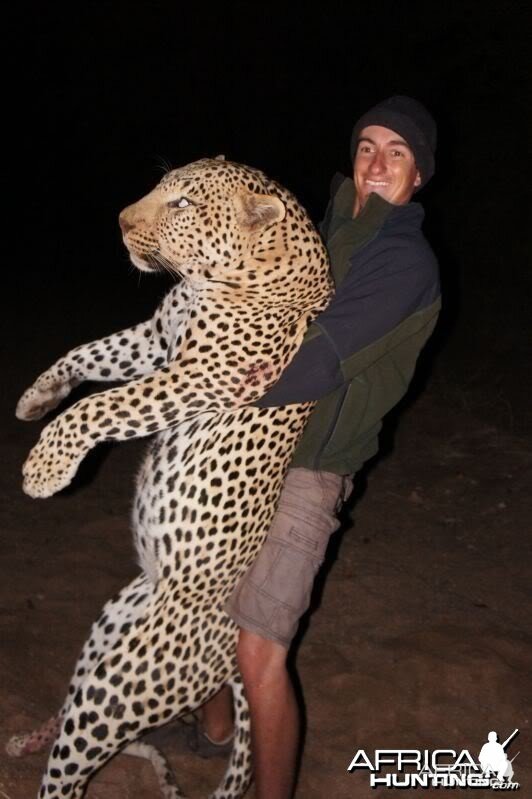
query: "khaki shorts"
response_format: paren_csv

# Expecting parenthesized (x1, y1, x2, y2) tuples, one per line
(225, 467, 353, 648)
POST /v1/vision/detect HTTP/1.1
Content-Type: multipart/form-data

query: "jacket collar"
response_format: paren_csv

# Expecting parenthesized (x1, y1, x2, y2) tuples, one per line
(333, 176, 423, 230)
(326, 177, 424, 287)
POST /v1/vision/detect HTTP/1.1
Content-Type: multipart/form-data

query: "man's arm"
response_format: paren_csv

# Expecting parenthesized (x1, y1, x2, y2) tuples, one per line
(257, 241, 440, 407)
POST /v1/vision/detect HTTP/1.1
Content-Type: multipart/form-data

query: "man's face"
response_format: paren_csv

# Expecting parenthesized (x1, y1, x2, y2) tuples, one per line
(352, 125, 421, 217)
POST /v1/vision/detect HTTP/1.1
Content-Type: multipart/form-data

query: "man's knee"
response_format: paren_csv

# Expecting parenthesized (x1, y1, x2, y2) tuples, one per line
(236, 628, 288, 689)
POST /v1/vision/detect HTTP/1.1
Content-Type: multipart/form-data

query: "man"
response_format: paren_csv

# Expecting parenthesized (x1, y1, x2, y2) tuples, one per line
(156, 96, 441, 799)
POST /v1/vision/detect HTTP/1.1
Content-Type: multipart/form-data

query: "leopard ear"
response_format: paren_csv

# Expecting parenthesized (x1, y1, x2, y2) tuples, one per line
(234, 191, 286, 230)
(214, 154, 226, 161)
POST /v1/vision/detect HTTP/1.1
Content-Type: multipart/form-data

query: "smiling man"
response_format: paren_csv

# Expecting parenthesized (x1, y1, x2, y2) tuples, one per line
(353, 126, 421, 210)
(152, 96, 441, 799)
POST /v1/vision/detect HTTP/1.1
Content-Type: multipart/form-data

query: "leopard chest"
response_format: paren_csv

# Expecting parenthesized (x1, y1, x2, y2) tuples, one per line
(131, 401, 313, 591)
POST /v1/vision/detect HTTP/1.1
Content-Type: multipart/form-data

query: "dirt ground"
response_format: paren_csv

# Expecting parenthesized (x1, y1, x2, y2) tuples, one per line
(1, 377, 531, 798)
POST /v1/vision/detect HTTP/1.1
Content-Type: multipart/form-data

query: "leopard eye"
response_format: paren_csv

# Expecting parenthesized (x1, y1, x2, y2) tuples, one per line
(168, 197, 193, 209)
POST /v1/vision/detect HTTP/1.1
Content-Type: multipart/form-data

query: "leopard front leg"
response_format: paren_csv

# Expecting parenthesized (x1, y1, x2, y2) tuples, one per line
(16, 367, 81, 422)
(16, 283, 188, 422)
(21, 338, 282, 499)
(22, 414, 90, 498)
(16, 319, 160, 422)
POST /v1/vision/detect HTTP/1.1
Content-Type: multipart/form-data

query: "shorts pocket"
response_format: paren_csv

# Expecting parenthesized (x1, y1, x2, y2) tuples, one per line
(251, 518, 335, 612)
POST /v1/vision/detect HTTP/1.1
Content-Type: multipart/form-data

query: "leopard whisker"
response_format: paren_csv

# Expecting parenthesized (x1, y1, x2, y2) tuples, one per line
(145, 253, 166, 276)
(153, 155, 174, 176)
(153, 252, 184, 283)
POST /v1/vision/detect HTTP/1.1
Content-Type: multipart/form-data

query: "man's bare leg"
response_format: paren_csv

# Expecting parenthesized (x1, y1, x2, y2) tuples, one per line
(238, 630, 298, 799)
(202, 628, 298, 799)
(198, 683, 234, 743)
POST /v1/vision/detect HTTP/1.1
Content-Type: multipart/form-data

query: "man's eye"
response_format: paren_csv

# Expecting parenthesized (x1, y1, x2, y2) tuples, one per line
(391, 150, 405, 158)
(168, 197, 192, 209)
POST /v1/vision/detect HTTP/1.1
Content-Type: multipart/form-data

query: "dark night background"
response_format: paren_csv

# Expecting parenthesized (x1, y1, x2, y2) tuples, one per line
(1, 4, 531, 797)
(7, 1, 531, 433)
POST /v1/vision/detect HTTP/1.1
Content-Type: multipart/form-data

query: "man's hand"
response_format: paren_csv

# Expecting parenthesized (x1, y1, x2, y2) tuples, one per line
(22, 419, 88, 498)
(16, 369, 77, 421)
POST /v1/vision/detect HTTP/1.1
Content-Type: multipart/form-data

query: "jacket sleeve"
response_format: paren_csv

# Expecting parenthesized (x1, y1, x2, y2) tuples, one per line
(256, 239, 440, 407)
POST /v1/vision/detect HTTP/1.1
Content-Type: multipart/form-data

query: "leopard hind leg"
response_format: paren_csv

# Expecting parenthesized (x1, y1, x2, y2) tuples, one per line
(126, 673, 253, 799)
(60, 572, 154, 716)
(36, 583, 192, 798)
(37, 592, 250, 799)
(6, 573, 153, 760)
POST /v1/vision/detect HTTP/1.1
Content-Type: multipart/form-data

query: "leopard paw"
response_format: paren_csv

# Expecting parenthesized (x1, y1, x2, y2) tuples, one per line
(16, 376, 73, 421)
(22, 427, 85, 498)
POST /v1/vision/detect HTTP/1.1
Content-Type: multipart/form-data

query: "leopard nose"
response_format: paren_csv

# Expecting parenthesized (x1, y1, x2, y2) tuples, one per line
(119, 213, 134, 234)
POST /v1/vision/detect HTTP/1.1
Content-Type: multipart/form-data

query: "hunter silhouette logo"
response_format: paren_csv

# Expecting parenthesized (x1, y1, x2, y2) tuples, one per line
(347, 728, 520, 790)
(479, 729, 519, 783)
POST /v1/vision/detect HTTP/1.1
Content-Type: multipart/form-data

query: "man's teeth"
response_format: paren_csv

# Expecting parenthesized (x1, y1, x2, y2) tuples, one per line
(366, 180, 389, 186)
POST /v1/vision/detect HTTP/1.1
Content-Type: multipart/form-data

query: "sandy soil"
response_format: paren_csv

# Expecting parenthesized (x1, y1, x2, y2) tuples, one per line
(1, 381, 531, 798)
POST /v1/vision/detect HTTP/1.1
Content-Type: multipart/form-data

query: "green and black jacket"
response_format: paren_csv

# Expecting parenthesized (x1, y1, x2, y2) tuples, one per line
(257, 176, 441, 476)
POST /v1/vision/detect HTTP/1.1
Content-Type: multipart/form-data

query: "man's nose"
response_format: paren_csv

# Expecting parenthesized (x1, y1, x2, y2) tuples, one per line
(368, 152, 386, 173)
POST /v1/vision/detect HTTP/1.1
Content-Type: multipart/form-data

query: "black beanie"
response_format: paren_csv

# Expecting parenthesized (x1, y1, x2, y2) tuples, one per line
(350, 96, 437, 188)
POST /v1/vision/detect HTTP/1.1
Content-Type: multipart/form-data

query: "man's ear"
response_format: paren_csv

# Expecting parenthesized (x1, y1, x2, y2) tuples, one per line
(233, 191, 286, 230)
(414, 170, 422, 188)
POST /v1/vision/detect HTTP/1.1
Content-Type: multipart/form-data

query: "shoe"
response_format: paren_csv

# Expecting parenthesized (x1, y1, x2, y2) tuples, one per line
(140, 715, 195, 751)
(185, 721, 234, 759)
(141, 715, 233, 760)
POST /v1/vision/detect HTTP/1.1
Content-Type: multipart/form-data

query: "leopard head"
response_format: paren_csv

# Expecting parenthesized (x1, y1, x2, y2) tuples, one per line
(119, 158, 331, 307)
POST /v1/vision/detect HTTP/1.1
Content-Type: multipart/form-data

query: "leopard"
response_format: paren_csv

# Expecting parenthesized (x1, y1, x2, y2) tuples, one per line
(10, 157, 333, 798)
